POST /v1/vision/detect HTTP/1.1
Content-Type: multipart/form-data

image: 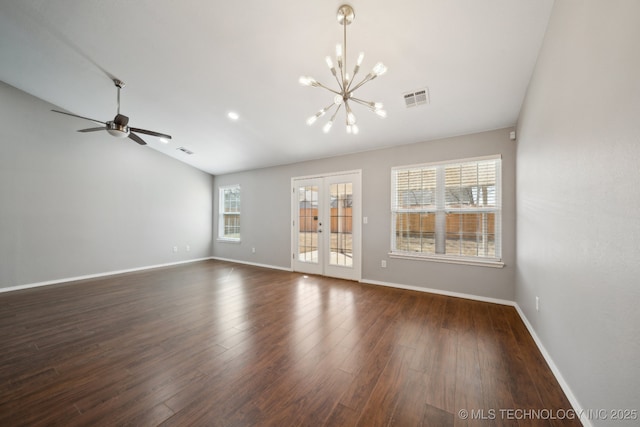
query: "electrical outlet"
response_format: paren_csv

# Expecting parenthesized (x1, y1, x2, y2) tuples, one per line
(173, 246, 178, 253)
(381, 260, 387, 268)
(186, 245, 190, 252)
(536, 296, 540, 311)
(252, 247, 256, 253)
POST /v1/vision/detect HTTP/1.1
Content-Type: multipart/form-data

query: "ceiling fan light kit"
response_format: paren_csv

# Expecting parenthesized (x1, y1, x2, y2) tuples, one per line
(300, 4, 387, 135)
(52, 79, 172, 146)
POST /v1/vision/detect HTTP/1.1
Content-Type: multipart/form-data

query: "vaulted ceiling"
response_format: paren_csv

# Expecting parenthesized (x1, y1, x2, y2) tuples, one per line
(0, 0, 554, 175)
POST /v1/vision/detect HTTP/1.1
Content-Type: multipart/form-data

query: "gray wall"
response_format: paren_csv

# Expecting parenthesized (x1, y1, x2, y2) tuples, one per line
(516, 0, 640, 422)
(213, 127, 516, 301)
(0, 81, 214, 289)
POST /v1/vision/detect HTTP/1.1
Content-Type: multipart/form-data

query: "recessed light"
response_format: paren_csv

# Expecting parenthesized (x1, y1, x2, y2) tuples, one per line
(227, 111, 239, 121)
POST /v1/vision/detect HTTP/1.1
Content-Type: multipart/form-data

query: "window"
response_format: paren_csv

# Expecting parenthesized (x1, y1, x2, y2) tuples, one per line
(218, 185, 241, 241)
(391, 155, 502, 266)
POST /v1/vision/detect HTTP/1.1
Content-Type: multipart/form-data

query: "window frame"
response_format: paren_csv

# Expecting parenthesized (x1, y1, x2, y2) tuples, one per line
(218, 184, 241, 242)
(390, 155, 503, 268)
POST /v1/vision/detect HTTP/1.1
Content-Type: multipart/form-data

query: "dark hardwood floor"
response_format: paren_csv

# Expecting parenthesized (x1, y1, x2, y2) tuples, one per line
(0, 260, 580, 426)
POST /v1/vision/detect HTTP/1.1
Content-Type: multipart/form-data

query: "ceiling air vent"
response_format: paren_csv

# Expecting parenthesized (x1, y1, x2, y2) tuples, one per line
(404, 88, 430, 108)
(177, 147, 194, 155)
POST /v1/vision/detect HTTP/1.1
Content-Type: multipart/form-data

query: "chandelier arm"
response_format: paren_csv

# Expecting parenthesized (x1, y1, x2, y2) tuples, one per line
(346, 68, 360, 92)
(349, 74, 374, 93)
(350, 97, 375, 109)
(330, 103, 342, 122)
(322, 102, 337, 114)
(307, 102, 339, 126)
(332, 71, 345, 92)
(316, 82, 343, 96)
(344, 100, 356, 125)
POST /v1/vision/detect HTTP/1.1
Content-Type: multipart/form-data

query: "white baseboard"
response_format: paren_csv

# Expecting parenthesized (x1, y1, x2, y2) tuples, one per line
(0, 257, 212, 294)
(359, 278, 515, 306)
(513, 304, 590, 427)
(0, 258, 587, 426)
(209, 256, 293, 272)
(360, 277, 588, 427)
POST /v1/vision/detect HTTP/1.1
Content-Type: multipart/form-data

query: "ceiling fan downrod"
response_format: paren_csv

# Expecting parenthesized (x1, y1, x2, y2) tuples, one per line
(113, 79, 125, 115)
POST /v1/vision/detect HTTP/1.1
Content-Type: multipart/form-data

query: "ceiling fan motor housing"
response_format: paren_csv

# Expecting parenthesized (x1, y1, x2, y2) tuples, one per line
(106, 121, 129, 138)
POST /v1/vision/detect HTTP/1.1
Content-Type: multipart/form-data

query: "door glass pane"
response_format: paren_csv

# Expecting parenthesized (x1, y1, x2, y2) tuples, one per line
(329, 182, 353, 267)
(298, 185, 319, 263)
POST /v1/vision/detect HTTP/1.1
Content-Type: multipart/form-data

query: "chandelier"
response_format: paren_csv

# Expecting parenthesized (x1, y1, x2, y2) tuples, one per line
(299, 4, 387, 135)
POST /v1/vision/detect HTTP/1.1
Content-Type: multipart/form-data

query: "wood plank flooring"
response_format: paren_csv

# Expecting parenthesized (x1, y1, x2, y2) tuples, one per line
(0, 260, 580, 426)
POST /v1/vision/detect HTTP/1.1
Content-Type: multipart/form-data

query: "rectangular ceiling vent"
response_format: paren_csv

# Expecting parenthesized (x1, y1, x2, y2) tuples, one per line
(404, 88, 430, 108)
(176, 147, 194, 155)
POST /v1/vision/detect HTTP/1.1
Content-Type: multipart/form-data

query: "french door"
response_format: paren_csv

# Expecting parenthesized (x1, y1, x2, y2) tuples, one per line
(291, 171, 361, 281)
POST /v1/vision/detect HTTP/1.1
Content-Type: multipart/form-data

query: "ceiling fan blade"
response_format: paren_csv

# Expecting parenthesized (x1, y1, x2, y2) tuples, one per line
(128, 132, 147, 145)
(114, 114, 129, 126)
(51, 109, 106, 125)
(129, 127, 172, 140)
(78, 127, 107, 133)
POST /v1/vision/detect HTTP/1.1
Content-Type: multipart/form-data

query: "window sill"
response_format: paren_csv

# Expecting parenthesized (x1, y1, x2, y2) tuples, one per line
(217, 238, 241, 244)
(388, 252, 504, 268)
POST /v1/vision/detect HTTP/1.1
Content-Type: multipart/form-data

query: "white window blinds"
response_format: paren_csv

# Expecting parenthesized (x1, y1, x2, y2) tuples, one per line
(391, 156, 501, 262)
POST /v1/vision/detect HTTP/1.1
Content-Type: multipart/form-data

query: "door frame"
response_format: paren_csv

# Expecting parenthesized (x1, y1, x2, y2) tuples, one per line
(290, 170, 362, 281)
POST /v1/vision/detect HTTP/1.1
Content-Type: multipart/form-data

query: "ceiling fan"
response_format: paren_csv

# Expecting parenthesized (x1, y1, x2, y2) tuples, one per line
(52, 79, 171, 145)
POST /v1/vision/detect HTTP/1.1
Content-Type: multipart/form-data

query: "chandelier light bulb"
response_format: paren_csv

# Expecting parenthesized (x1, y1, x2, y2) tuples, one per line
(325, 56, 334, 69)
(375, 109, 387, 118)
(372, 62, 387, 77)
(347, 111, 356, 125)
(299, 76, 318, 87)
(374, 102, 383, 110)
(346, 125, 352, 134)
(353, 52, 365, 75)
(352, 124, 359, 134)
(336, 43, 343, 59)
(334, 95, 343, 105)
(323, 121, 333, 133)
(307, 107, 329, 126)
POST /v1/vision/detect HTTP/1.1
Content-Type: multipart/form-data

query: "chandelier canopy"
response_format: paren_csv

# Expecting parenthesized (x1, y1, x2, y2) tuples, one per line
(299, 4, 387, 135)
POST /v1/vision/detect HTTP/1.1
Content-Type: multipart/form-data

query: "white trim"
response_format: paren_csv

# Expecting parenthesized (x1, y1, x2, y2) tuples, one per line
(0, 256, 587, 426)
(218, 184, 241, 241)
(290, 169, 363, 281)
(360, 276, 588, 427)
(0, 257, 212, 294)
(216, 238, 242, 244)
(210, 256, 293, 272)
(290, 169, 363, 181)
(391, 156, 503, 264)
(389, 253, 504, 268)
(390, 153, 502, 171)
(513, 304, 591, 427)
(359, 278, 514, 306)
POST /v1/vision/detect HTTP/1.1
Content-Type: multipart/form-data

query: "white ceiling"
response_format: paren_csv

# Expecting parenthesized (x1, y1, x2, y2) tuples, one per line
(0, 0, 554, 175)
